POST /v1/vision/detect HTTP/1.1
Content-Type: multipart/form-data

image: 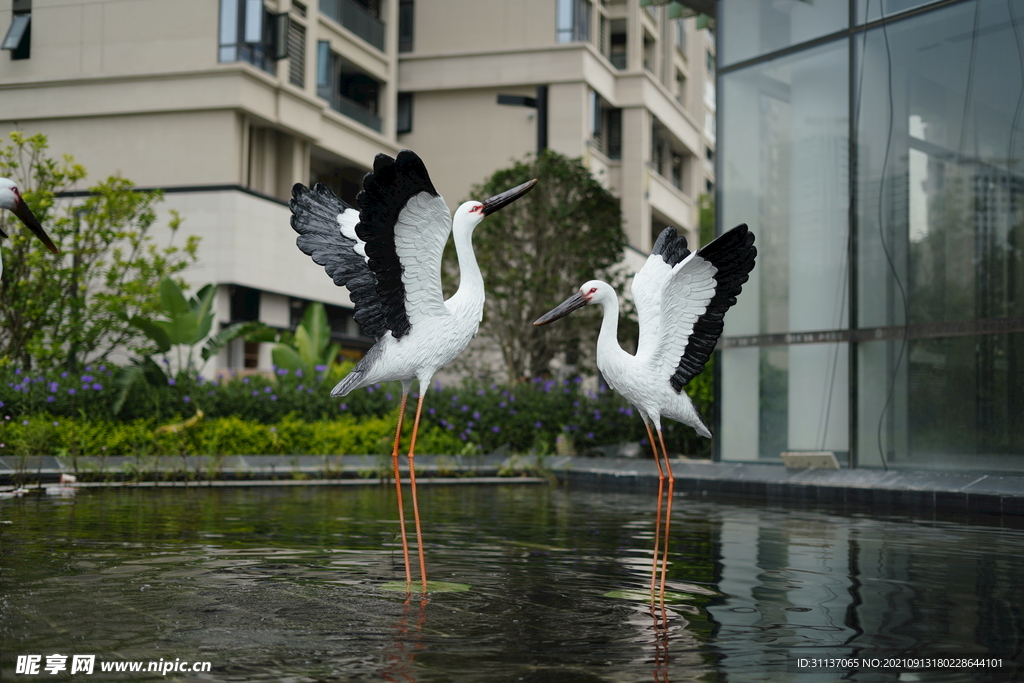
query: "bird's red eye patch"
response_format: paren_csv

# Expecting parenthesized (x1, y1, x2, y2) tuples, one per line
(589, 287, 597, 294)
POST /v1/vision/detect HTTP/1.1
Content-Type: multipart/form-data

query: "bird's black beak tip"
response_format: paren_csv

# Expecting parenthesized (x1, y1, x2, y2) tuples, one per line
(481, 178, 538, 216)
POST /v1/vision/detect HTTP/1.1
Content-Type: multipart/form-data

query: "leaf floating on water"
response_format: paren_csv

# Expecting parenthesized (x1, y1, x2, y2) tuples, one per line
(378, 580, 471, 593)
(603, 589, 695, 604)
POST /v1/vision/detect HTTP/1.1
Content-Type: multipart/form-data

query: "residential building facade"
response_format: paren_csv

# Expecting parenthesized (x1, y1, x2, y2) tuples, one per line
(1, 0, 715, 379)
(0, 0, 398, 372)
(716, 0, 1024, 472)
(397, 0, 716, 266)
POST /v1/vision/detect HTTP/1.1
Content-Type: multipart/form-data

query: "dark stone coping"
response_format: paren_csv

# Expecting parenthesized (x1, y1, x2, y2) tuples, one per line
(2, 454, 1023, 516)
(562, 458, 1024, 517)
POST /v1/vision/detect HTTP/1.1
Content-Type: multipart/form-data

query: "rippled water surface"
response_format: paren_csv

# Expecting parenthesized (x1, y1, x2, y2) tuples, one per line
(1, 483, 1023, 682)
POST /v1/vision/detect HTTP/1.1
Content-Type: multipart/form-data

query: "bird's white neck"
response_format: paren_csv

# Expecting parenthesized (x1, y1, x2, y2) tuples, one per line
(447, 224, 484, 316)
(595, 294, 631, 372)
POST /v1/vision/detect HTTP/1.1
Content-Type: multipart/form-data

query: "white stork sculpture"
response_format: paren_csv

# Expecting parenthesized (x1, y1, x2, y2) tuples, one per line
(0, 178, 60, 279)
(290, 150, 536, 594)
(535, 223, 756, 613)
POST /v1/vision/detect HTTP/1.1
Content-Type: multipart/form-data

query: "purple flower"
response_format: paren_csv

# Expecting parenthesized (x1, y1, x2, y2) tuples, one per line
(22, 420, 28, 426)
(270, 395, 277, 401)
(183, 396, 191, 403)
(593, 410, 601, 420)
(99, 365, 106, 372)
(295, 368, 304, 378)
(53, 421, 59, 427)
(208, 390, 215, 396)
(47, 396, 55, 403)
(92, 383, 102, 391)
(68, 388, 76, 395)
(297, 384, 304, 392)
(243, 377, 250, 384)
(270, 427, 277, 433)
(340, 403, 347, 411)
(467, 421, 474, 428)
(49, 382, 58, 392)
(472, 411, 480, 420)
(315, 364, 327, 372)
(60, 372, 68, 378)
(14, 368, 20, 375)
(252, 390, 259, 396)
(459, 433, 468, 442)
(586, 432, 594, 439)
(491, 426, 500, 433)
(85, 365, 92, 372)
(535, 421, 542, 428)
(477, 389, 485, 396)
(276, 368, 288, 376)
(461, 405, 469, 412)
(264, 386, 272, 393)
(168, 378, 176, 386)
(499, 401, 506, 408)
(509, 409, 517, 415)
(386, 392, 393, 401)
(428, 407, 436, 415)
(366, 386, 374, 393)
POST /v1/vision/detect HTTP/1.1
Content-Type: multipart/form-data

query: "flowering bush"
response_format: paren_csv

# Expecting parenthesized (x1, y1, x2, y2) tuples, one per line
(0, 361, 714, 458)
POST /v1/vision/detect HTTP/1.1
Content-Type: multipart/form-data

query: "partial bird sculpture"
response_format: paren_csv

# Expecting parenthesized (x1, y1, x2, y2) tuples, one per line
(0, 178, 60, 279)
(534, 223, 756, 614)
(290, 150, 536, 594)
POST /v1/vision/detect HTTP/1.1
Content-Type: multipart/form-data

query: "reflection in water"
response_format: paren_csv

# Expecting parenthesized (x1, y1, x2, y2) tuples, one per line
(382, 597, 428, 683)
(0, 485, 1022, 681)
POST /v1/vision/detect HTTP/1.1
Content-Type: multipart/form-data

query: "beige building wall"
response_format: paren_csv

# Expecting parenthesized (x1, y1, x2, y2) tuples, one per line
(1, 0, 401, 375)
(397, 0, 715, 255)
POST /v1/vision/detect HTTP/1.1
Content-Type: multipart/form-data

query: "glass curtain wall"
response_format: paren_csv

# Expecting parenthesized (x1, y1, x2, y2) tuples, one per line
(719, 39, 850, 463)
(718, 0, 1024, 472)
(855, 0, 1024, 470)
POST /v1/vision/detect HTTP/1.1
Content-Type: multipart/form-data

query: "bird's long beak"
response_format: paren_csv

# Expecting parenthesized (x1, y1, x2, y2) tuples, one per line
(534, 291, 589, 326)
(12, 199, 59, 254)
(481, 178, 538, 216)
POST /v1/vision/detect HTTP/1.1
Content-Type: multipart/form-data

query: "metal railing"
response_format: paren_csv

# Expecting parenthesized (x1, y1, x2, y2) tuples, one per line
(319, 0, 385, 51)
(320, 89, 383, 132)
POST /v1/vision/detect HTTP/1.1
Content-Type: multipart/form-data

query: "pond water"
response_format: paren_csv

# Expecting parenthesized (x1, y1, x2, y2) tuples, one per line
(1, 483, 1022, 682)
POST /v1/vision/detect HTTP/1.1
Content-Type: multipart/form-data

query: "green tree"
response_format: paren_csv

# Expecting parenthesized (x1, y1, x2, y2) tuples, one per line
(448, 150, 626, 380)
(0, 132, 199, 369)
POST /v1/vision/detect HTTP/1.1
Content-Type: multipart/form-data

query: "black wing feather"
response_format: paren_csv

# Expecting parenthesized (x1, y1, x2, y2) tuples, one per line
(355, 150, 440, 339)
(652, 226, 691, 267)
(289, 182, 388, 340)
(669, 223, 756, 392)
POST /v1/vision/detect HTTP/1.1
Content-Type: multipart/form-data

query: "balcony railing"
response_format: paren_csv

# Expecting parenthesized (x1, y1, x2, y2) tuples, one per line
(319, 0, 385, 51)
(320, 89, 383, 132)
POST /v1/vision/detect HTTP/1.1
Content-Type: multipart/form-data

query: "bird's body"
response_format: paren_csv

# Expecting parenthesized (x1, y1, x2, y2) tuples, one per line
(535, 223, 756, 615)
(0, 178, 60, 279)
(290, 150, 535, 594)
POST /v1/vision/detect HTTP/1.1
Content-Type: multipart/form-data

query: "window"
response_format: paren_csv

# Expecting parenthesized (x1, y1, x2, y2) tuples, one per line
(399, 0, 414, 53)
(556, 0, 591, 43)
(219, 0, 283, 75)
(608, 19, 626, 69)
(674, 18, 686, 53)
(230, 285, 261, 322)
(2, 0, 31, 61)
(397, 92, 413, 134)
(317, 41, 383, 132)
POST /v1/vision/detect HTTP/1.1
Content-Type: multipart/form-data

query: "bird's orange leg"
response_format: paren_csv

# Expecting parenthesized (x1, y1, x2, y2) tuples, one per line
(646, 422, 665, 612)
(391, 392, 412, 588)
(657, 429, 674, 623)
(406, 391, 429, 595)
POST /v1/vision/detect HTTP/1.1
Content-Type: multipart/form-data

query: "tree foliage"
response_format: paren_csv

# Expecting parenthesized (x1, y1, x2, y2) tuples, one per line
(448, 150, 626, 380)
(0, 132, 199, 370)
